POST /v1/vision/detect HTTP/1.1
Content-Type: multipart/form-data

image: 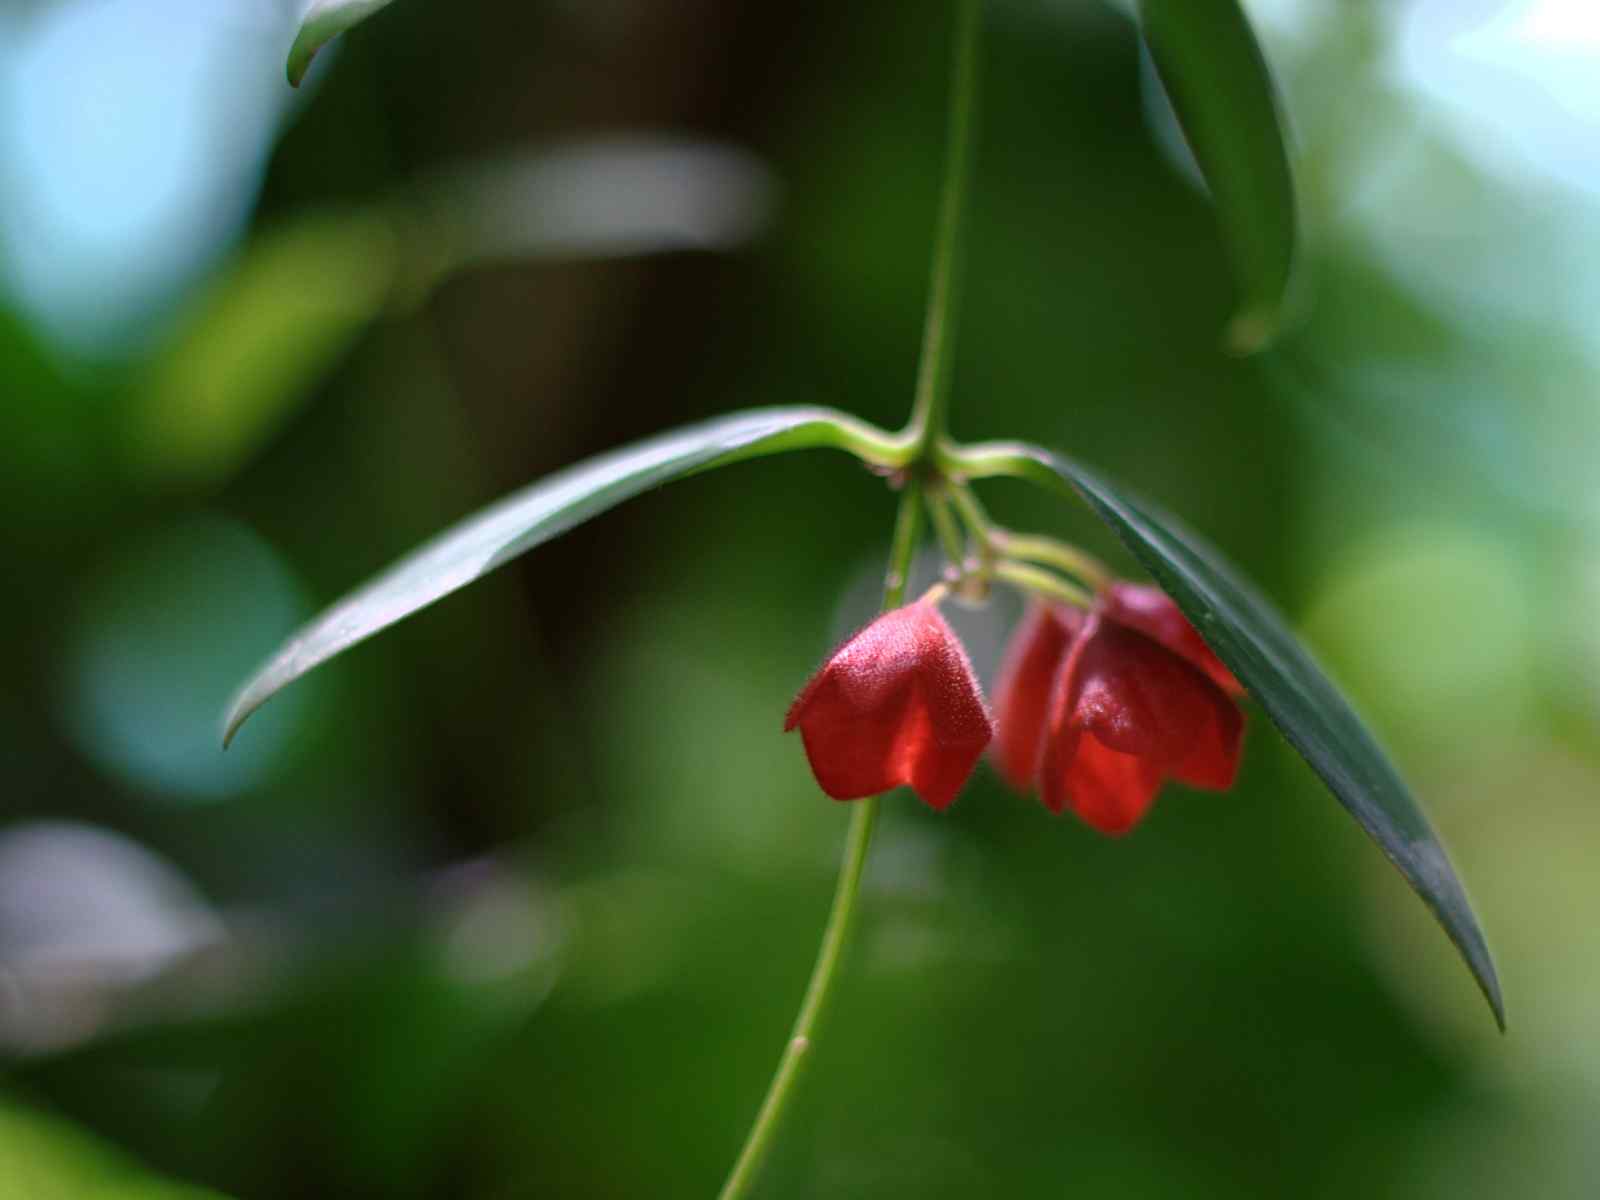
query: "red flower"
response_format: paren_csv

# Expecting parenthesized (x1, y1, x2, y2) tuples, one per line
(785, 599, 993, 810)
(1040, 611, 1242, 833)
(992, 589, 1244, 835)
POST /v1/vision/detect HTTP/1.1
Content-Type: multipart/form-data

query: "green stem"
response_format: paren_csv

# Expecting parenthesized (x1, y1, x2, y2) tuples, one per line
(993, 532, 1110, 591)
(925, 491, 968, 565)
(716, 488, 923, 1200)
(936, 438, 1047, 483)
(945, 482, 996, 552)
(993, 560, 1093, 609)
(905, 0, 982, 460)
(946, 481, 1109, 588)
(882, 483, 926, 610)
(718, 7, 982, 1192)
(824, 414, 921, 470)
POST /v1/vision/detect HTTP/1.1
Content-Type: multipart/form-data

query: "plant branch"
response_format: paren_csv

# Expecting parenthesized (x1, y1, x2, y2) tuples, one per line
(905, 0, 982, 460)
(992, 531, 1110, 591)
(993, 560, 1093, 608)
(946, 481, 996, 552)
(715, 486, 923, 1200)
(719, 7, 985, 1192)
(925, 491, 969, 565)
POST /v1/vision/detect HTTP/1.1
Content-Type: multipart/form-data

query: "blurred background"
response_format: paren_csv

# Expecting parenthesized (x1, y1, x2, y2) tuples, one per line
(1, 0, 1597, 1195)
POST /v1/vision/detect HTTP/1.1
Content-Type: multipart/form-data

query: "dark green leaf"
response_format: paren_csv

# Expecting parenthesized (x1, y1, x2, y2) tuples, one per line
(955, 440, 1503, 1029)
(287, 0, 398, 86)
(224, 407, 897, 744)
(1137, 0, 1297, 352)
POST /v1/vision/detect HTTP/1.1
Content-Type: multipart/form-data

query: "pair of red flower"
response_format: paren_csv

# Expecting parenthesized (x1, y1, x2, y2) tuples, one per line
(785, 583, 1244, 833)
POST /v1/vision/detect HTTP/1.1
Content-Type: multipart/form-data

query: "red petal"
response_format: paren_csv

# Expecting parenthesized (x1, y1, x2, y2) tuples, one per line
(785, 605, 924, 730)
(905, 605, 992, 809)
(1058, 736, 1164, 835)
(1168, 688, 1244, 792)
(1038, 647, 1163, 831)
(1038, 611, 1243, 830)
(1067, 618, 1222, 768)
(785, 601, 992, 810)
(791, 672, 917, 800)
(990, 604, 1079, 793)
(1103, 582, 1242, 696)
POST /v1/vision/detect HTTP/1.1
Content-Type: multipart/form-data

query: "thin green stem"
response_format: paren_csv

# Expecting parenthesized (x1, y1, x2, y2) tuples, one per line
(993, 560, 1093, 608)
(925, 491, 968, 566)
(883, 484, 925, 609)
(948, 480, 1107, 588)
(935, 438, 1046, 483)
(905, 0, 982, 460)
(993, 531, 1110, 591)
(946, 482, 996, 552)
(825, 415, 920, 470)
(716, 487, 923, 1200)
(719, 7, 982, 1191)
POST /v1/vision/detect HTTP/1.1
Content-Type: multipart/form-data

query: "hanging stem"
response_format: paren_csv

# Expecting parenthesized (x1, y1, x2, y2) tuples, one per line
(925, 491, 968, 565)
(992, 530, 1111, 591)
(945, 482, 996, 553)
(905, 0, 982, 460)
(716, 488, 921, 1200)
(718, 7, 982, 1195)
(993, 560, 1093, 608)
(947, 481, 1111, 591)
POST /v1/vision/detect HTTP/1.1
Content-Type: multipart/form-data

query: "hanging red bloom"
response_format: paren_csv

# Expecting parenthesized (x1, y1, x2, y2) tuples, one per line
(1039, 610, 1243, 834)
(785, 599, 993, 810)
(991, 584, 1245, 835)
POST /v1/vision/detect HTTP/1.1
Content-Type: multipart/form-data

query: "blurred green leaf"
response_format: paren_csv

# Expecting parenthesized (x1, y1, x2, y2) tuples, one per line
(953, 440, 1504, 1029)
(0, 1096, 230, 1198)
(127, 140, 779, 492)
(287, 0, 398, 86)
(1137, 0, 1296, 352)
(224, 407, 897, 744)
(126, 211, 398, 490)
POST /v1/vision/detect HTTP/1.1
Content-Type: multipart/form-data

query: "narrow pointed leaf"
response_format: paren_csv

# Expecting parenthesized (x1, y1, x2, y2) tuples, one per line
(956, 441, 1503, 1029)
(287, 0, 398, 86)
(224, 407, 897, 745)
(1137, 0, 1297, 352)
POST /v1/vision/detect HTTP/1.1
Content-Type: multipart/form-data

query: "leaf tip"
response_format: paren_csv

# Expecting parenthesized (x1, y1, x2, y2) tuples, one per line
(1475, 951, 1507, 1034)
(285, 41, 315, 87)
(220, 688, 261, 750)
(1029, 446, 1506, 1033)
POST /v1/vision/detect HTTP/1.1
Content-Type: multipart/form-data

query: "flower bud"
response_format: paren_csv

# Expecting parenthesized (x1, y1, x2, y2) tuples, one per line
(785, 600, 993, 810)
(991, 581, 1246, 835)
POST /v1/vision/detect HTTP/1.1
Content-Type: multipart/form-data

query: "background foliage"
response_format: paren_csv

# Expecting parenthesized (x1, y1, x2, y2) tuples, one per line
(1, 0, 1594, 1196)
